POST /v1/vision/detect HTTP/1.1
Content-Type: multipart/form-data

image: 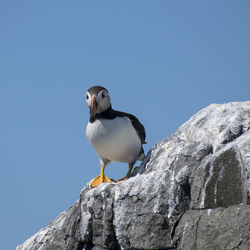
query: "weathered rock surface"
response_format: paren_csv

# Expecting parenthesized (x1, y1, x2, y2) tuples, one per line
(17, 101, 250, 250)
(174, 204, 250, 250)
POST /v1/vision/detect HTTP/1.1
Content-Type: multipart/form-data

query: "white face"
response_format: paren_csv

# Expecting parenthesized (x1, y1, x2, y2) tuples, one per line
(86, 89, 111, 114)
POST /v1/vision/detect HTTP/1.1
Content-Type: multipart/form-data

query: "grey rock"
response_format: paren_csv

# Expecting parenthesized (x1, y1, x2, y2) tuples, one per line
(190, 145, 248, 209)
(16, 201, 83, 250)
(17, 101, 250, 250)
(174, 204, 250, 250)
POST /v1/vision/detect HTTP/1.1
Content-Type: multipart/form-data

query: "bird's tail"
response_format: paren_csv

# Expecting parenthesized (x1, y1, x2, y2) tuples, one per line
(138, 147, 145, 161)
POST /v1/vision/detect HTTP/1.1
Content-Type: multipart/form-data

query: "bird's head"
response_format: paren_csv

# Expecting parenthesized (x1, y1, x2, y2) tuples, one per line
(86, 86, 111, 121)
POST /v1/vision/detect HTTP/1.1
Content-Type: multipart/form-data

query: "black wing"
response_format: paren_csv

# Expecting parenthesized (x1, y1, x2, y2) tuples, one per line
(116, 111, 146, 145)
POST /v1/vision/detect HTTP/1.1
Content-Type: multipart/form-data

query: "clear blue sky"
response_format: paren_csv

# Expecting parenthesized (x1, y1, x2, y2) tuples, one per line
(1, 1, 250, 249)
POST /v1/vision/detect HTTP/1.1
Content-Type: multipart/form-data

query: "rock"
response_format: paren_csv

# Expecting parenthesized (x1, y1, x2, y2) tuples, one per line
(174, 204, 250, 250)
(16, 101, 250, 250)
(16, 201, 82, 250)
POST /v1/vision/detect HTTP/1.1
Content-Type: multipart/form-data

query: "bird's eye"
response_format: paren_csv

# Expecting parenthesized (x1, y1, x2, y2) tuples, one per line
(101, 92, 105, 99)
(86, 94, 89, 100)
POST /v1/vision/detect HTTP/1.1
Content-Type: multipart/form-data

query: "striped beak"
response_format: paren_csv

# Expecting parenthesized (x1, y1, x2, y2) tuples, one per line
(90, 96, 97, 118)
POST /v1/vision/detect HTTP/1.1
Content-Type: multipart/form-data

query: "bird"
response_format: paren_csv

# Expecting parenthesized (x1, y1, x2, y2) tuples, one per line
(85, 85, 146, 188)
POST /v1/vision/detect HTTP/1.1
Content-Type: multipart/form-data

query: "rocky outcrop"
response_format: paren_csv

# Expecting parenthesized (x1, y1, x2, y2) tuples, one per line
(17, 101, 250, 250)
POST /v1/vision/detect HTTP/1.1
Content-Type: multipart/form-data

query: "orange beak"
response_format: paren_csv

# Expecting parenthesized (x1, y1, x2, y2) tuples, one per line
(91, 96, 97, 117)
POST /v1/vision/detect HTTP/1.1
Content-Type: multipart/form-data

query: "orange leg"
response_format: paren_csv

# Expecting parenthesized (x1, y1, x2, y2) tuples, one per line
(90, 163, 112, 188)
(115, 162, 134, 182)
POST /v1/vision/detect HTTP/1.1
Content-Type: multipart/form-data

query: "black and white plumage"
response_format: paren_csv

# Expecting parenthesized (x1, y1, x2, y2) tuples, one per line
(85, 86, 146, 187)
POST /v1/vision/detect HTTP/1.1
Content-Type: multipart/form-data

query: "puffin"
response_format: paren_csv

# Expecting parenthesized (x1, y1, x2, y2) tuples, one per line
(85, 86, 146, 188)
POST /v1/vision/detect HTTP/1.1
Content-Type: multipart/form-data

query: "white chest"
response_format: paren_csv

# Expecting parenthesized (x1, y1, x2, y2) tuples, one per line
(86, 117, 141, 163)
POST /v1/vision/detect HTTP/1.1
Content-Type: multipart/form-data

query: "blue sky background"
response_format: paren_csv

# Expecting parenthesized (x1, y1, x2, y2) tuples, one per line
(1, 1, 250, 249)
